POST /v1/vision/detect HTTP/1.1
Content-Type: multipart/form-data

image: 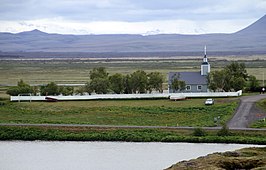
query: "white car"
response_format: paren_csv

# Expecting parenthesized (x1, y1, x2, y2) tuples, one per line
(205, 98, 214, 105)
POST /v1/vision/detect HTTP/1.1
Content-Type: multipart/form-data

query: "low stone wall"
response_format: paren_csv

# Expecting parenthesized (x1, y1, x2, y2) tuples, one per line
(10, 90, 242, 102)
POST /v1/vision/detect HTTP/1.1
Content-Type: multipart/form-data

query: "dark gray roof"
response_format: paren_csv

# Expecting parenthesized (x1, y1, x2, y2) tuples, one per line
(168, 71, 207, 85)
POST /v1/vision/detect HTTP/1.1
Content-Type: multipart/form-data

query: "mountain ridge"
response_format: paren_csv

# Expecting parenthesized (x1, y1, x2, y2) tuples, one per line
(0, 15, 266, 54)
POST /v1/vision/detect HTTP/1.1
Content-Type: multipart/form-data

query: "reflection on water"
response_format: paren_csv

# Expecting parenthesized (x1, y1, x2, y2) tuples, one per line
(0, 141, 259, 170)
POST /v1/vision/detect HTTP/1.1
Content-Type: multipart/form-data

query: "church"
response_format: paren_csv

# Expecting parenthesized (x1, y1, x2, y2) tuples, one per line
(168, 47, 210, 93)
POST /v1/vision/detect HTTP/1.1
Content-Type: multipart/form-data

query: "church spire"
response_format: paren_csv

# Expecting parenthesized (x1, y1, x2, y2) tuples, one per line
(201, 45, 210, 76)
(203, 45, 208, 63)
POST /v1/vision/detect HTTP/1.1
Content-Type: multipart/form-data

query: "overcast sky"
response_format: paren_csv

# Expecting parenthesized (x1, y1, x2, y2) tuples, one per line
(0, 0, 266, 35)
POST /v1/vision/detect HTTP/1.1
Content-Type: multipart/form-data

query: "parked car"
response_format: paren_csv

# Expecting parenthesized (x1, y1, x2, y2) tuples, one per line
(205, 98, 214, 105)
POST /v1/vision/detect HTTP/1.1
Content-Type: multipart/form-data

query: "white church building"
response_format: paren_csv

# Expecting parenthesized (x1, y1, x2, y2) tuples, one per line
(168, 46, 210, 93)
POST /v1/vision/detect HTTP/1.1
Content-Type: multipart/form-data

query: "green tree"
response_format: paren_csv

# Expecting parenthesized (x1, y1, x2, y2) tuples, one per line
(170, 74, 186, 92)
(124, 74, 133, 94)
(89, 67, 110, 94)
(225, 62, 248, 80)
(40, 82, 60, 96)
(90, 78, 110, 94)
(90, 67, 109, 80)
(6, 79, 33, 96)
(84, 82, 93, 95)
(130, 70, 148, 93)
(109, 73, 125, 94)
(75, 86, 86, 95)
(207, 70, 229, 92)
(208, 62, 248, 92)
(226, 62, 248, 91)
(147, 72, 164, 93)
(247, 75, 260, 91)
(59, 86, 74, 96)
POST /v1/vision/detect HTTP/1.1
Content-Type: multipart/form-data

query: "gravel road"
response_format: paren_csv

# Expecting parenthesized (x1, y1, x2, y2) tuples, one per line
(227, 94, 266, 128)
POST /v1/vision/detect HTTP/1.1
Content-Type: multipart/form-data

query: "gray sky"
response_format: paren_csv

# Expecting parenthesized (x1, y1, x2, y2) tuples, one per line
(0, 0, 266, 35)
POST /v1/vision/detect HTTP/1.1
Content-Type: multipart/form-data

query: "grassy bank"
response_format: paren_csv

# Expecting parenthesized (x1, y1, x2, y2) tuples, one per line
(166, 147, 266, 170)
(0, 126, 266, 144)
(250, 99, 266, 128)
(0, 99, 237, 127)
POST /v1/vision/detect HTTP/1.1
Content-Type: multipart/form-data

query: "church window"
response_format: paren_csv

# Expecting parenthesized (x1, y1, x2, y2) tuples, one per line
(197, 85, 202, 90)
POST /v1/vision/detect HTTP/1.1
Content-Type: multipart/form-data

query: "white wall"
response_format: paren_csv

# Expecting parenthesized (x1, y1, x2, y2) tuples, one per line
(10, 90, 242, 102)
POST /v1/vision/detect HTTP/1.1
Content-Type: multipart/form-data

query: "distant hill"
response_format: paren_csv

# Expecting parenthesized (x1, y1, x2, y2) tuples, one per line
(0, 15, 266, 56)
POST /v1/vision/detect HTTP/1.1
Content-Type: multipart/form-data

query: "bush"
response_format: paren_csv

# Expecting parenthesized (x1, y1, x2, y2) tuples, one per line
(217, 125, 231, 136)
(40, 82, 60, 96)
(6, 80, 33, 96)
(192, 128, 206, 137)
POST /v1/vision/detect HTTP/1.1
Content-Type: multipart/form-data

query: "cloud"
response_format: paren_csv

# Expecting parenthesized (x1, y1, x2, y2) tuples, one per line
(0, 17, 255, 35)
(0, 0, 265, 22)
(0, 0, 265, 34)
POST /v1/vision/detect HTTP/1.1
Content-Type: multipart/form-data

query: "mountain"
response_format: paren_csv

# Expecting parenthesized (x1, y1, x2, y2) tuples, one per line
(0, 15, 266, 55)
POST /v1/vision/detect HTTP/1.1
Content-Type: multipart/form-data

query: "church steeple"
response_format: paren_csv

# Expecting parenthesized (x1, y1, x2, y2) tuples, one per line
(201, 45, 210, 76)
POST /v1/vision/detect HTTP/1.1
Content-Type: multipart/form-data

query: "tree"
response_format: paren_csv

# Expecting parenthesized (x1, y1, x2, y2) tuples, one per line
(90, 77, 110, 94)
(207, 70, 229, 92)
(6, 79, 33, 96)
(247, 75, 260, 92)
(59, 86, 74, 96)
(90, 67, 109, 80)
(130, 70, 148, 93)
(208, 62, 248, 92)
(147, 72, 164, 93)
(225, 62, 248, 80)
(225, 62, 248, 91)
(124, 74, 133, 94)
(40, 82, 60, 95)
(109, 73, 125, 94)
(89, 67, 110, 94)
(84, 82, 93, 95)
(170, 74, 186, 92)
(75, 86, 86, 95)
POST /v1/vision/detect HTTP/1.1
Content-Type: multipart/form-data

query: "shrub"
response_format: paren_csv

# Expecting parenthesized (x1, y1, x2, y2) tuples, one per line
(192, 128, 206, 137)
(6, 80, 33, 96)
(217, 125, 231, 136)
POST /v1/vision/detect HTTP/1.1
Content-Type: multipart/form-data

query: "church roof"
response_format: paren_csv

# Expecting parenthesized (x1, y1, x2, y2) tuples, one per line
(168, 71, 208, 85)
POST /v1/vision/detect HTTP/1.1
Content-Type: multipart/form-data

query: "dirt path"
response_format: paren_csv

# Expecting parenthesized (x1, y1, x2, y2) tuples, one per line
(227, 94, 266, 128)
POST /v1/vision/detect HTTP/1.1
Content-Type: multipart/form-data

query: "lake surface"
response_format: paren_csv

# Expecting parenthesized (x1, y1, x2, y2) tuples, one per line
(0, 141, 261, 170)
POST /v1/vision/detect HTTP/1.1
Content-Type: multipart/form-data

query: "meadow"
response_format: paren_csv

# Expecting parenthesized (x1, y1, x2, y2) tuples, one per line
(0, 98, 237, 127)
(1, 56, 266, 142)
(1, 55, 266, 85)
(251, 99, 266, 128)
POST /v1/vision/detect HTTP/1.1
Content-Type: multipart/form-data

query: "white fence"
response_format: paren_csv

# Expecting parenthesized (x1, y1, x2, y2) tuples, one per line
(170, 90, 242, 100)
(10, 90, 242, 102)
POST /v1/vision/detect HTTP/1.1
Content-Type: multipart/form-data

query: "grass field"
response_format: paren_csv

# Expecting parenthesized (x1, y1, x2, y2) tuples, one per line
(1, 55, 266, 85)
(251, 99, 266, 128)
(0, 98, 238, 127)
(1, 126, 266, 144)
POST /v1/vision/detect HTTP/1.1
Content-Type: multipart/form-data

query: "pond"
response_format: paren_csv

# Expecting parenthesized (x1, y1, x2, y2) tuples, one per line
(0, 141, 260, 170)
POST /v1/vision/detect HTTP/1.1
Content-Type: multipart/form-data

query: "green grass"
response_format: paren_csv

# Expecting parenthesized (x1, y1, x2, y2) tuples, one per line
(0, 126, 266, 144)
(1, 57, 266, 85)
(0, 98, 238, 127)
(166, 147, 266, 170)
(250, 99, 266, 128)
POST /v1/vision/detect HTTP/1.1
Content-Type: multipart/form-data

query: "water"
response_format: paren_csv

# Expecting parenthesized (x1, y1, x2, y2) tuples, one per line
(0, 141, 261, 170)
